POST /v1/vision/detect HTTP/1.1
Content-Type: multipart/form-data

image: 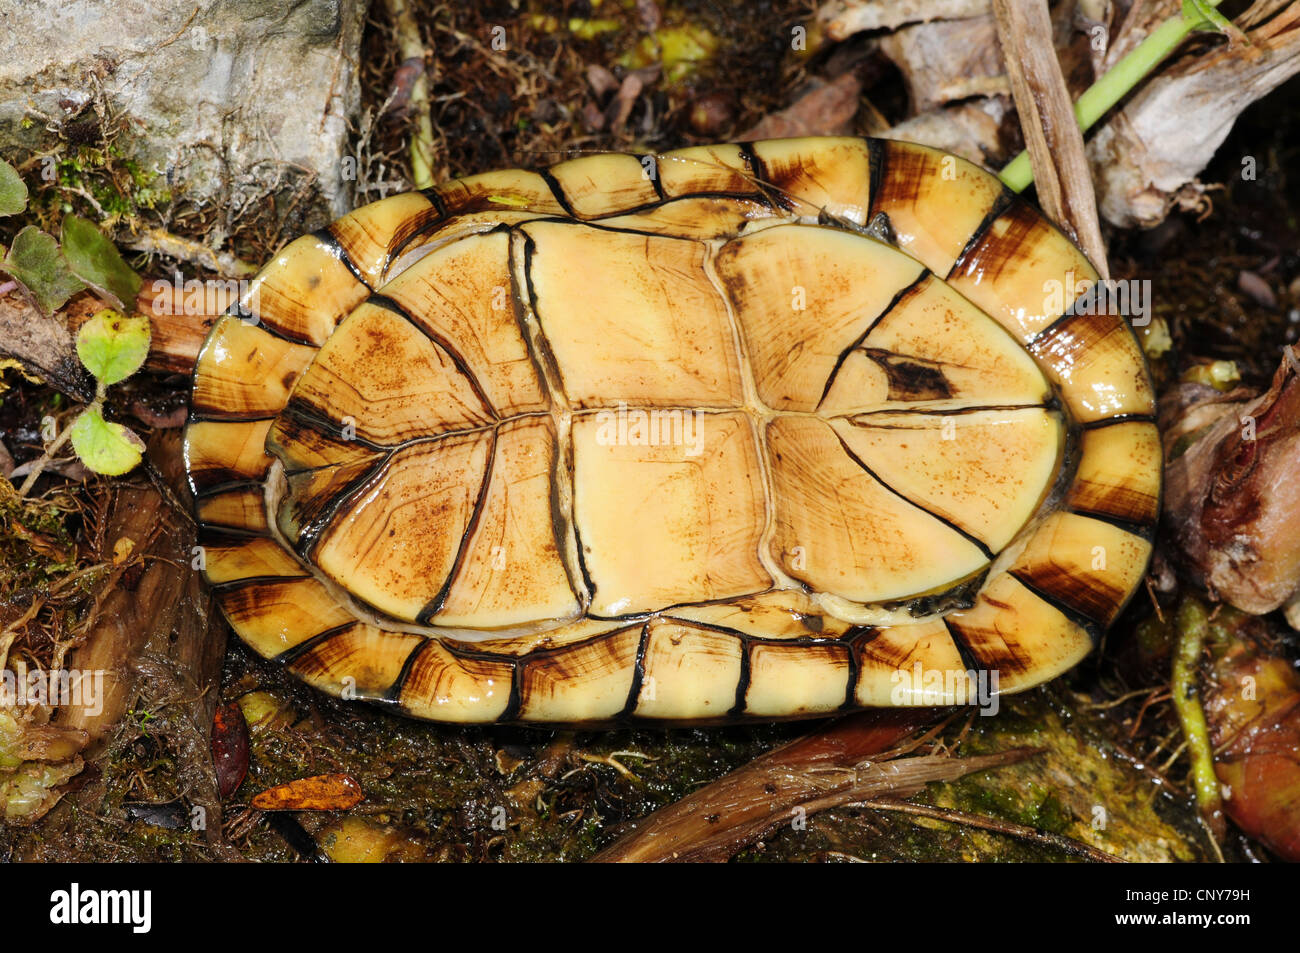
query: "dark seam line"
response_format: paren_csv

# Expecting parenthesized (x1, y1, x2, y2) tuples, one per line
(831, 430, 996, 560)
(209, 572, 310, 593)
(618, 622, 652, 718)
(1008, 569, 1106, 646)
(271, 621, 358, 667)
(865, 137, 886, 215)
(944, 188, 1015, 282)
(940, 617, 985, 675)
(729, 641, 752, 717)
(367, 293, 499, 419)
(419, 187, 449, 217)
(646, 155, 666, 200)
(536, 167, 578, 217)
(1079, 413, 1156, 430)
(418, 428, 498, 622)
(1064, 505, 1158, 539)
(295, 451, 393, 557)
(443, 621, 645, 665)
(837, 402, 1049, 423)
(313, 227, 371, 288)
(816, 270, 930, 411)
(385, 638, 434, 704)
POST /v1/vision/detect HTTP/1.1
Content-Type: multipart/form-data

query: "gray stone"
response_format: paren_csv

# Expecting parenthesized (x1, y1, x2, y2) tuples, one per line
(0, 0, 367, 227)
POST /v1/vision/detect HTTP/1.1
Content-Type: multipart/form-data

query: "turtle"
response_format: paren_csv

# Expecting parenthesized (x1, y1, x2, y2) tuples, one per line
(184, 136, 1159, 725)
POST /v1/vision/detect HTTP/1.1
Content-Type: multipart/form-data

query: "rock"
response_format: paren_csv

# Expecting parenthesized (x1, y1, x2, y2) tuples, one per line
(0, 0, 367, 225)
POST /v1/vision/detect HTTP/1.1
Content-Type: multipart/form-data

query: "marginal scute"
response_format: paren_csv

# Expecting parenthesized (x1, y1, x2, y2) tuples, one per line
(547, 152, 659, 217)
(872, 139, 1007, 277)
(202, 534, 308, 587)
(191, 317, 317, 420)
(745, 641, 852, 716)
(1008, 510, 1152, 628)
(656, 143, 758, 197)
(398, 641, 514, 722)
(287, 624, 424, 700)
(329, 191, 441, 287)
(1067, 420, 1161, 525)
(853, 621, 975, 706)
(1028, 311, 1156, 423)
(945, 572, 1094, 690)
(634, 619, 743, 719)
(947, 200, 1100, 343)
(595, 195, 776, 239)
(217, 577, 355, 659)
(184, 419, 274, 493)
(751, 136, 873, 224)
(516, 625, 642, 721)
(239, 233, 370, 345)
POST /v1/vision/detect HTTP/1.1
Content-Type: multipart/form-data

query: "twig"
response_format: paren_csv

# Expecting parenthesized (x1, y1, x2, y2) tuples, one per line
(382, 0, 437, 189)
(120, 227, 258, 278)
(857, 798, 1125, 863)
(993, 0, 1109, 276)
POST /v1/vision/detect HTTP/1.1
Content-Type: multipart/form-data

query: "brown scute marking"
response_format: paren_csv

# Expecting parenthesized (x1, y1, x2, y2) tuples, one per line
(397, 640, 514, 722)
(1067, 421, 1161, 526)
(1007, 512, 1152, 628)
(216, 576, 356, 659)
(287, 624, 425, 700)
(861, 348, 954, 401)
(517, 625, 641, 721)
(1027, 310, 1155, 422)
(950, 200, 1040, 287)
(280, 456, 384, 550)
(202, 533, 309, 588)
(184, 419, 274, 494)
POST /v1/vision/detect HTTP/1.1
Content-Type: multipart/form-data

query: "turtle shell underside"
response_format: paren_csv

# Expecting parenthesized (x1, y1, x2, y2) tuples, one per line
(185, 137, 1159, 724)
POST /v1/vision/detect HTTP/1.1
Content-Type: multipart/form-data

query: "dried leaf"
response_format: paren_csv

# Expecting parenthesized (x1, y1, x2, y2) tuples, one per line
(251, 773, 364, 811)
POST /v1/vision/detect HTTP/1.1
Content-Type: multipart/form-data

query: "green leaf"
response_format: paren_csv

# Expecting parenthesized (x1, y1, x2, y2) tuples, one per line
(0, 159, 27, 217)
(61, 215, 142, 310)
(69, 408, 145, 476)
(76, 309, 151, 386)
(0, 227, 85, 315)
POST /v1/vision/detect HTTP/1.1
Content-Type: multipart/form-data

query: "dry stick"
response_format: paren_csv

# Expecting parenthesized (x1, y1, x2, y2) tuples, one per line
(592, 709, 1052, 862)
(382, 0, 437, 189)
(857, 798, 1125, 863)
(999, 0, 1230, 192)
(993, 0, 1109, 277)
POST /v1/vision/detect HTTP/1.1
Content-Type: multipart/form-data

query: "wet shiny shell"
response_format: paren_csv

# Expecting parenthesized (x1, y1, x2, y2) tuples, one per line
(185, 137, 1159, 724)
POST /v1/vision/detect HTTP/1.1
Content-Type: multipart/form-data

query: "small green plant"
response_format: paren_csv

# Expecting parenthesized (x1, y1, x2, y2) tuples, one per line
(0, 156, 150, 492)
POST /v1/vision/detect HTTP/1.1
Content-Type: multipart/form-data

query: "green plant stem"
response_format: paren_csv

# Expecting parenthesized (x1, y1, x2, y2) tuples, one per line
(1171, 597, 1224, 838)
(999, 0, 1226, 192)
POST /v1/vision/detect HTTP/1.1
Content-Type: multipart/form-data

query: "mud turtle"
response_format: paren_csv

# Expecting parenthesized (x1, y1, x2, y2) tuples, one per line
(185, 137, 1158, 724)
